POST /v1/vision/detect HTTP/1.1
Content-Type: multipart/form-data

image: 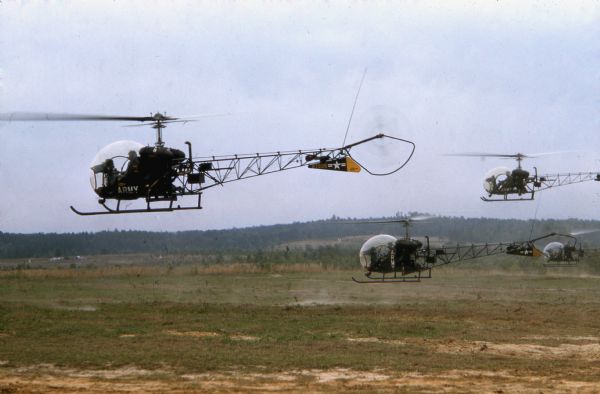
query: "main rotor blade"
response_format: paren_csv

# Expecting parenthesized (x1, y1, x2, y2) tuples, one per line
(349, 215, 435, 224)
(0, 112, 175, 122)
(407, 215, 436, 222)
(443, 152, 529, 158)
(571, 229, 600, 236)
(524, 150, 578, 157)
(445, 150, 575, 159)
(176, 112, 236, 119)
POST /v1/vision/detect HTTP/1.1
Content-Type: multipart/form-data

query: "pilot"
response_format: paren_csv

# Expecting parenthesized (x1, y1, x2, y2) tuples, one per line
(485, 175, 497, 193)
(102, 159, 118, 189)
(123, 150, 141, 180)
(127, 150, 141, 174)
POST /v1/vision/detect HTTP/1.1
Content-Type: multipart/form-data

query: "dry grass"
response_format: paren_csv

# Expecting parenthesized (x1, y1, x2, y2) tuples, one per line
(0, 262, 341, 280)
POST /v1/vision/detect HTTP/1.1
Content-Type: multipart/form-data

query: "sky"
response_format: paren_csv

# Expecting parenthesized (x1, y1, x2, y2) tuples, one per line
(1, 1, 600, 233)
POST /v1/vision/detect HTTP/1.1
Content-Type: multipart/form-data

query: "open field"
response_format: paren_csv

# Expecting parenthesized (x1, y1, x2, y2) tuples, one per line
(1, 259, 600, 392)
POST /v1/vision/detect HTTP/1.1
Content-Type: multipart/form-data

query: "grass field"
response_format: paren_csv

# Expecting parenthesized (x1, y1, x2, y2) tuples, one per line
(1, 258, 600, 392)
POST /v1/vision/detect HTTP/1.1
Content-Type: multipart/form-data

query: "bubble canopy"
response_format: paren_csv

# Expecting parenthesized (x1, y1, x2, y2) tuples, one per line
(483, 166, 511, 193)
(91, 140, 145, 170)
(89, 140, 145, 191)
(359, 234, 397, 270)
(543, 241, 564, 259)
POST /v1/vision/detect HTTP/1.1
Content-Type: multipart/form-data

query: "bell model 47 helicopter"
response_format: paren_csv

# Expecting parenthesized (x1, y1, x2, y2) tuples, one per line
(506, 229, 599, 267)
(446, 152, 600, 202)
(1, 112, 415, 215)
(351, 216, 516, 283)
(353, 217, 600, 283)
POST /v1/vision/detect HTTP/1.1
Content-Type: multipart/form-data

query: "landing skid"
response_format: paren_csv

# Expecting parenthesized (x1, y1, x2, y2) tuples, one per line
(543, 262, 578, 267)
(352, 269, 432, 283)
(70, 205, 203, 216)
(71, 194, 203, 216)
(481, 194, 535, 202)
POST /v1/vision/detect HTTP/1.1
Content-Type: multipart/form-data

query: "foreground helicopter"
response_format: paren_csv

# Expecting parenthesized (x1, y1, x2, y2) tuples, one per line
(1, 112, 415, 215)
(352, 216, 516, 283)
(446, 152, 600, 201)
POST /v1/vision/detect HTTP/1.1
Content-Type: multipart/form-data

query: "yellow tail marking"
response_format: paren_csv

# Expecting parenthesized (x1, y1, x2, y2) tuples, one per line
(346, 157, 361, 173)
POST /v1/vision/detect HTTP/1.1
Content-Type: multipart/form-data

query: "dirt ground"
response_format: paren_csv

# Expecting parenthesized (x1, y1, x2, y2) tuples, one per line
(2, 363, 600, 393)
(3, 335, 600, 393)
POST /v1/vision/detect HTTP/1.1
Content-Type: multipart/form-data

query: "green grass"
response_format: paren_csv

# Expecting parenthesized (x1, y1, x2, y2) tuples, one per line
(1, 261, 600, 381)
(1, 301, 599, 378)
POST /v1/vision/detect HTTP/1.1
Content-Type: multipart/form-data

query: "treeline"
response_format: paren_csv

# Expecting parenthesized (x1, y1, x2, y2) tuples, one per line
(1, 214, 600, 259)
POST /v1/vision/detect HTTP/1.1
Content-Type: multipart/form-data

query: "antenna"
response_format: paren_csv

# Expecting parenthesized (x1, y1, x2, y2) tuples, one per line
(528, 193, 543, 240)
(342, 68, 367, 147)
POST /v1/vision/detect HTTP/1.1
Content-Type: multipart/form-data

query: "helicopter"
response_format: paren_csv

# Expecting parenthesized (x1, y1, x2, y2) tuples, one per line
(350, 216, 516, 283)
(0, 112, 415, 216)
(506, 230, 598, 267)
(445, 152, 600, 202)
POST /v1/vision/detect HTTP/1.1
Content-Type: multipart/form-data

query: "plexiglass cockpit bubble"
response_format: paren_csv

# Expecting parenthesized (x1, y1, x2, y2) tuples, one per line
(483, 166, 511, 194)
(543, 241, 564, 260)
(89, 140, 145, 192)
(359, 234, 397, 270)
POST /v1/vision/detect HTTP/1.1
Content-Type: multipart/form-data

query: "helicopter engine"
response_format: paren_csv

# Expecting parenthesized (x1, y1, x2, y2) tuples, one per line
(510, 168, 530, 193)
(393, 238, 423, 274)
(511, 168, 530, 180)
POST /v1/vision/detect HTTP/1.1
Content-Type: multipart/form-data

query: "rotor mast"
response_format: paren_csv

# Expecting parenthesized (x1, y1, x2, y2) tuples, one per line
(152, 119, 165, 147)
(402, 221, 410, 240)
(515, 153, 524, 169)
(151, 112, 167, 147)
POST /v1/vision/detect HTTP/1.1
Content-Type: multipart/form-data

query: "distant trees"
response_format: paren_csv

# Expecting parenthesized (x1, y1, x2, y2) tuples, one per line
(1, 215, 599, 259)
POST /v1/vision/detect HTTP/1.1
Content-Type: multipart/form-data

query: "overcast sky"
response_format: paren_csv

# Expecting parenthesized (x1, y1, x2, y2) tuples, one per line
(1, 1, 600, 233)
